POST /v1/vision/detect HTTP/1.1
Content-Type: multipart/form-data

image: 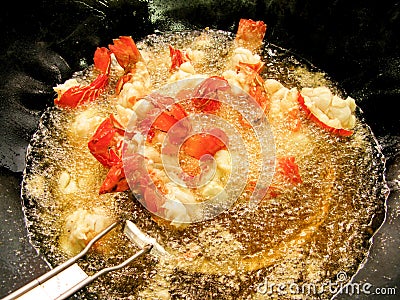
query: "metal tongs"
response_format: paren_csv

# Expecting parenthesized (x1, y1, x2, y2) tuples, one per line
(2, 220, 166, 300)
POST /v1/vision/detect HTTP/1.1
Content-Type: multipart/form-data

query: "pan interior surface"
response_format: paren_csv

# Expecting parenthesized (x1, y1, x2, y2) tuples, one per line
(21, 28, 388, 299)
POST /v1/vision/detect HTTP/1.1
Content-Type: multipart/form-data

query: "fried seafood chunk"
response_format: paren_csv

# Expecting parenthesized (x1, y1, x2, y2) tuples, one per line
(117, 61, 152, 108)
(115, 104, 137, 128)
(222, 70, 249, 92)
(168, 61, 197, 82)
(269, 85, 299, 119)
(53, 78, 80, 97)
(230, 47, 262, 67)
(60, 208, 114, 255)
(58, 171, 78, 194)
(300, 87, 356, 130)
(70, 107, 104, 139)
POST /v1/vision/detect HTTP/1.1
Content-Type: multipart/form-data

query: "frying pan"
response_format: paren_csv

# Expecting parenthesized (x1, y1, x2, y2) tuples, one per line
(0, 0, 399, 299)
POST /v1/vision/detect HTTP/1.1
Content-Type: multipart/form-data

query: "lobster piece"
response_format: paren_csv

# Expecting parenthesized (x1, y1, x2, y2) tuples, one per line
(122, 153, 166, 212)
(286, 108, 302, 132)
(88, 114, 125, 168)
(109, 36, 142, 71)
(99, 161, 129, 194)
(182, 128, 228, 160)
(277, 156, 302, 185)
(234, 18, 267, 51)
(221, 19, 269, 112)
(169, 45, 191, 71)
(246, 156, 302, 200)
(191, 76, 230, 113)
(238, 60, 264, 74)
(54, 47, 111, 108)
(54, 74, 109, 109)
(144, 97, 188, 143)
(115, 73, 134, 95)
(94, 47, 112, 74)
(238, 63, 269, 112)
(152, 103, 188, 133)
(110, 36, 146, 95)
(298, 92, 354, 137)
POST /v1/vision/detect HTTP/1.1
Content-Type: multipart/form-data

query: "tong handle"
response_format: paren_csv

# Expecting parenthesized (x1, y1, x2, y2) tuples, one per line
(2, 222, 118, 300)
(55, 244, 152, 300)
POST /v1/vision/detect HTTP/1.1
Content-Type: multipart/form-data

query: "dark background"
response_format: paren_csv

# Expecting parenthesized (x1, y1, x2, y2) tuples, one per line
(0, 0, 399, 299)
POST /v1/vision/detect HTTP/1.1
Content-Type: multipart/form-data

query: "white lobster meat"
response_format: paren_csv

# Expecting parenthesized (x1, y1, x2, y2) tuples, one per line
(214, 149, 231, 174)
(222, 69, 249, 92)
(115, 104, 137, 128)
(222, 48, 262, 92)
(58, 171, 78, 194)
(71, 107, 104, 139)
(162, 182, 196, 226)
(231, 47, 261, 68)
(61, 208, 114, 255)
(53, 78, 80, 97)
(300, 87, 356, 131)
(168, 61, 197, 82)
(269, 85, 299, 119)
(117, 61, 152, 108)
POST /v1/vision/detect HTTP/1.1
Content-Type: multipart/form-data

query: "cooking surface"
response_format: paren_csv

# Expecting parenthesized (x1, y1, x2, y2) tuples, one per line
(1, 1, 399, 299)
